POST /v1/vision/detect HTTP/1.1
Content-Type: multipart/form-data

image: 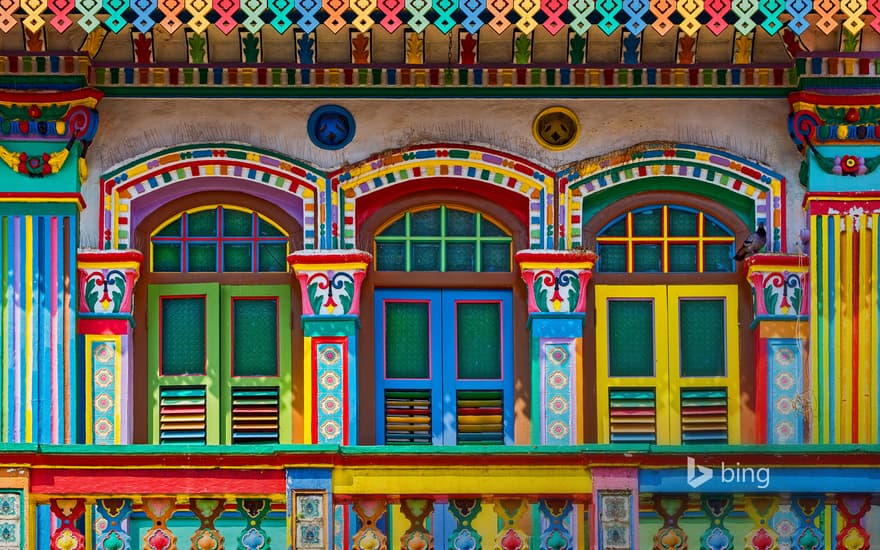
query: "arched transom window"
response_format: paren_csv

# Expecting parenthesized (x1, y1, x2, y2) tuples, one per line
(596, 205, 736, 273)
(374, 205, 512, 272)
(151, 205, 289, 273)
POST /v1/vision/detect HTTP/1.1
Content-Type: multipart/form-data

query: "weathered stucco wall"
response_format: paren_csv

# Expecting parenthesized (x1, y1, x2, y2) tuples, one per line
(83, 97, 804, 249)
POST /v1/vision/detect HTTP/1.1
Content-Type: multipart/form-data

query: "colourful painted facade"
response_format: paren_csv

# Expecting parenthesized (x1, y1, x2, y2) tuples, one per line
(2, 4, 880, 549)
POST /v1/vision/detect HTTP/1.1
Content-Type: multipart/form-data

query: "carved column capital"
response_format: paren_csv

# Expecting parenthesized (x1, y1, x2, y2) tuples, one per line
(288, 250, 372, 317)
(77, 249, 143, 334)
(516, 249, 597, 314)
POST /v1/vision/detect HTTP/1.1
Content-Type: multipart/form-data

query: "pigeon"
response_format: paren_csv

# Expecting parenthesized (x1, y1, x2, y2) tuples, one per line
(734, 224, 767, 261)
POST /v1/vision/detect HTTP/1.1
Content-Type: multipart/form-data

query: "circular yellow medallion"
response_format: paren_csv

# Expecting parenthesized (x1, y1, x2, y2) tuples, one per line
(533, 106, 580, 151)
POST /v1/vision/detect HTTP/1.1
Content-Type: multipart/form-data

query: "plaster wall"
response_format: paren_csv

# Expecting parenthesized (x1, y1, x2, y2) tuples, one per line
(84, 97, 804, 249)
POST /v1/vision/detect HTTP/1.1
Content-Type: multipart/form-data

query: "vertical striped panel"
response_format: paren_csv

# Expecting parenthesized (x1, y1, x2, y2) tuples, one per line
(0, 214, 75, 444)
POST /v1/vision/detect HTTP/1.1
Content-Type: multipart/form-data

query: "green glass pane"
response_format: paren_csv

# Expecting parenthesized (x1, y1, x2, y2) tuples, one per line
(632, 207, 662, 236)
(480, 242, 510, 272)
(233, 298, 278, 376)
(457, 302, 501, 379)
(258, 243, 287, 272)
(187, 210, 217, 237)
(679, 299, 726, 377)
(608, 300, 654, 377)
(161, 297, 206, 376)
(155, 218, 182, 237)
(447, 242, 476, 271)
(223, 209, 253, 237)
(480, 217, 508, 237)
(385, 302, 430, 378)
(705, 244, 735, 273)
(153, 244, 181, 272)
(633, 244, 661, 272)
(669, 208, 697, 236)
(411, 209, 441, 237)
(600, 217, 627, 237)
(223, 244, 253, 272)
(598, 244, 626, 272)
(258, 219, 284, 237)
(704, 217, 731, 237)
(379, 217, 406, 237)
(669, 244, 697, 272)
(187, 244, 217, 272)
(376, 242, 406, 271)
(447, 209, 476, 236)
(411, 242, 441, 271)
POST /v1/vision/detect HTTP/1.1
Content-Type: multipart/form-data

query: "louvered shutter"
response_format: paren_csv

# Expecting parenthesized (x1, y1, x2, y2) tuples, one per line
(159, 387, 207, 444)
(231, 387, 280, 444)
(384, 390, 432, 444)
(680, 388, 728, 444)
(608, 388, 657, 444)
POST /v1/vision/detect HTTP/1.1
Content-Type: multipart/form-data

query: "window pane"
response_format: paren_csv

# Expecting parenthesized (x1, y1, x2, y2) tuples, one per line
(258, 243, 287, 272)
(447, 242, 476, 271)
(379, 217, 406, 237)
(705, 244, 734, 273)
(600, 217, 627, 237)
(598, 244, 626, 272)
(480, 242, 511, 272)
(447, 209, 476, 236)
(188, 244, 217, 272)
(679, 299, 726, 377)
(161, 297, 206, 376)
(633, 244, 661, 272)
(668, 209, 697, 236)
(187, 210, 217, 237)
(632, 207, 662, 236)
(411, 209, 441, 236)
(376, 242, 406, 271)
(155, 218, 182, 237)
(223, 243, 253, 272)
(480, 217, 508, 237)
(608, 300, 654, 377)
(233, 299, 278, 376)
(704, 217, 731, 237)
(223, 209, 253, 237)
(411, 242, 441, 271)
(669, 244, 697, 272)
(457, 302, 501, 379)
(385, 302, 430, 379)
(153, 244, 181, 272)
(258, 218, 284, 237)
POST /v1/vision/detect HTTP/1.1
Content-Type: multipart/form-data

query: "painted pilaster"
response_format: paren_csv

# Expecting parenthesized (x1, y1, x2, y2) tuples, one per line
(592, 467, 639, 550)
(516, 249, 596, 445)
(0, 88, 101, 444)
(288, 250, 371, 445)
(744, 254, 809, 444)
(287, 468, 332, 550)
(76, 250, 143, 445)
(790, 90, 880, 444)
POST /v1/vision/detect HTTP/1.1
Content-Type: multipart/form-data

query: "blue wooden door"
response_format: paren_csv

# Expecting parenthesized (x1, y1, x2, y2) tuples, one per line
(375, 288, 513, 445)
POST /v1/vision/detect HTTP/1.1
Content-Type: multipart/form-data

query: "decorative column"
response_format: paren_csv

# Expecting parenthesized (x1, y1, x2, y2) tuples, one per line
(515, 249, 596, 445)
(592, 467, 638, 550)
(288, 250, 371, 445)
(76, 250, 143, 445)
(744, 254, 809, 445)
(0, 87, 101, 444)
(790, 89, 880, 444)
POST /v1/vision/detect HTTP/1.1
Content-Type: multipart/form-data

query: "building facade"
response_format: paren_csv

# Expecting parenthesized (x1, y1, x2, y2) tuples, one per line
(0, 2, 879, 548)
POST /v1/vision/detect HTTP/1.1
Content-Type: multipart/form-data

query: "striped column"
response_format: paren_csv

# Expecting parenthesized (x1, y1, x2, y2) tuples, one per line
(806, 196, 880, 444)
(288, 250, 371, 445)
(744, 254, 809, 444)
(76, 250, 143, 445)
(516, 249, 596, 445)
(0, 210, 79, 443)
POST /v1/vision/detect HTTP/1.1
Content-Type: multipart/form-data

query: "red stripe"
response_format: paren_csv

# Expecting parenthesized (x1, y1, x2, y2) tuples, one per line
(31, 469, 285, 495)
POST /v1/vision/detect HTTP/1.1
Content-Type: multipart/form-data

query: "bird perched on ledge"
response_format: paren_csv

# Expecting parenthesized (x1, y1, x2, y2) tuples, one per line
(734, 224, 767, 261)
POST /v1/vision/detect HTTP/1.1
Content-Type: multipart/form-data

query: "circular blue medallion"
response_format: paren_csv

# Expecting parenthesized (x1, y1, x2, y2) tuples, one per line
(308, 105, 355, 150)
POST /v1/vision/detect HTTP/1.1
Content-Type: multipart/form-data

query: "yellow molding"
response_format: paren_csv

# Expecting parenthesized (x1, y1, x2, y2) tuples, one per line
(77, 261, 141, 271)
(291, 262, 369, 272)
(518, 262, 595, 270)
(331, 465, 592, 495)
(758, 321, 810, 339)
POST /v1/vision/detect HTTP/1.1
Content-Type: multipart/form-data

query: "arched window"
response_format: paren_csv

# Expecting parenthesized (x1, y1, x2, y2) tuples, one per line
(362, 199, 528, 448)
(151, 206, 289, 273)
(374, 205, 512, 272)
(595, 205, 736, 273)
(585, 195, 750, 446)
(136, 196, 302, 446)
